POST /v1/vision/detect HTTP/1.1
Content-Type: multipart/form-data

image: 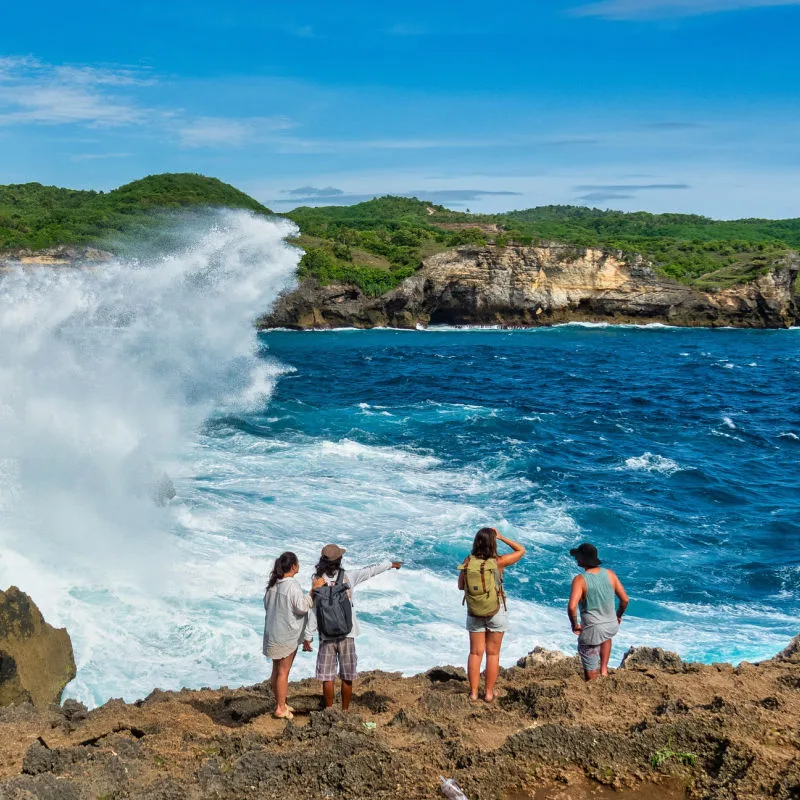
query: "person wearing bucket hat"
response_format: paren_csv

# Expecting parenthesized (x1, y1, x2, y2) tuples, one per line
(567, 543, 629, 681)
(305, 543, 402, 710)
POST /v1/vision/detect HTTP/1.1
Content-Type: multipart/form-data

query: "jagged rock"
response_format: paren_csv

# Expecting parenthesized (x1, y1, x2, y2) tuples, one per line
(59, 699, 88, 724)
(261, 244, 800, 330)
(425, 665, 467, 683)
(517, 647, 572, 668)
(354, 690, 393, 713)
(620, 646, 684, 673)
(0, 245, 113, 267)
(0, 587, 76, 707)
(774, 633, 800, 662)
(500, 682, 570, 719)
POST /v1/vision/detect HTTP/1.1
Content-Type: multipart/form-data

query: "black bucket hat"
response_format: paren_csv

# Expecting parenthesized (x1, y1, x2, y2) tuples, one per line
(570, 542, 601, 568)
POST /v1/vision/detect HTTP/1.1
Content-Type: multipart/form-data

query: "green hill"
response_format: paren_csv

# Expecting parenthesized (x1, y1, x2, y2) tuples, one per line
(2, 177, 798, 296)
(286, 197, 800, 295)
(0, 173, 271, 251)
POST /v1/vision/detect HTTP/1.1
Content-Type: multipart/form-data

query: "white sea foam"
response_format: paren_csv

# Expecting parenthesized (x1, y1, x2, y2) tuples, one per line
(722, 416, 736, 429)
(0, 211, 300, 705)
(620, 453, 682, 476)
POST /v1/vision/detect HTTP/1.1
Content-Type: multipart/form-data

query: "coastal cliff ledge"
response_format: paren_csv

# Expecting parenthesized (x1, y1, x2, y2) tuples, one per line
(1, 637, 798, 800)
(261, 244, 800, 330)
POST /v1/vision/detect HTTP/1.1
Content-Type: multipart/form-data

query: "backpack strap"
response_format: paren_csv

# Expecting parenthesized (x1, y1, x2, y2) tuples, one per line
(479, 560, 487, 597)
(493, 564, 508, 612)
(460, 556, 470, 606)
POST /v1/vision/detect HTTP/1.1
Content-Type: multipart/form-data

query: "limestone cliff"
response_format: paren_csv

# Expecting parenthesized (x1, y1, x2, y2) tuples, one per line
(0, 246, 112, 268)
(262, 244, 800, 330)
(0, 587, 76, 707)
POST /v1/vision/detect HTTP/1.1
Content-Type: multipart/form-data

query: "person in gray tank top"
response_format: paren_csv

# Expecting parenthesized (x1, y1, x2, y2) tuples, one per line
(567, 543, 629, 681)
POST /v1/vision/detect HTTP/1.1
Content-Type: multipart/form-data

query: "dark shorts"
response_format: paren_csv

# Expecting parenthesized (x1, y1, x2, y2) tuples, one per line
(316, 637, 358, 681)
(578, 642, 602, 671)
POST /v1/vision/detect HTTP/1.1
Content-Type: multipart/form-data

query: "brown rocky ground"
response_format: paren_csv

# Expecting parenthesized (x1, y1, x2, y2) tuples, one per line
(1, 640, 798, 800)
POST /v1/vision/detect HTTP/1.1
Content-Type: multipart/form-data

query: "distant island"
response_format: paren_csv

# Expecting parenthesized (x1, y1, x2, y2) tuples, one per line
(2, 173, 798, 328)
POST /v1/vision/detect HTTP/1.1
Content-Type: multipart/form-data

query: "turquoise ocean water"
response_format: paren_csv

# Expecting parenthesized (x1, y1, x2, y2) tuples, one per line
(242, 327, 799, 677)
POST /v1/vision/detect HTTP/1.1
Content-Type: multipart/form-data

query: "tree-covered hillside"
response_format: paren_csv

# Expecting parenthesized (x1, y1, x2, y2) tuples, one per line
(0, 173, 271, 251)
(286, 198, 800, 295)
(2, 177, 798, 296)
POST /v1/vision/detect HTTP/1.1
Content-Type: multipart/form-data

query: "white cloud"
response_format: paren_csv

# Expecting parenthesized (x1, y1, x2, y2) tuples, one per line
(572, 0, 800, 18)
(177, 116, 296, 148)
(0, 57, 295, 150)
(70, 152, 132, 162)
(0, 58, 149, 127)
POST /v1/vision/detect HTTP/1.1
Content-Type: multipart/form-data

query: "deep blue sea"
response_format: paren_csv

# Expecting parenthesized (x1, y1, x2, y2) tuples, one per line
(245, 326, 799, 672)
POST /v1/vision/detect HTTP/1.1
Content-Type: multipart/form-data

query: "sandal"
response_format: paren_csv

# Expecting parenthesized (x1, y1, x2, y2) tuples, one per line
(273, 709, 294, 720)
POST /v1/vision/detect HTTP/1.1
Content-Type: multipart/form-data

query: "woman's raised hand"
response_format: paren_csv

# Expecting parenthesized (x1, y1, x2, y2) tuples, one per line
(312, 577, 326, 590)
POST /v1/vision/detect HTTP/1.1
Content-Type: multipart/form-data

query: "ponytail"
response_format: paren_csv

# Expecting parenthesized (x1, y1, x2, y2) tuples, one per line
(268, 551, 299, 589)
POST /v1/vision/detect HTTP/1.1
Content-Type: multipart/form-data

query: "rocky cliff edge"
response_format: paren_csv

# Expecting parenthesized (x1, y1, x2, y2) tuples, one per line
(0, 587, 76, 708)
(262, 244, 800, 329)
(1, 635, 799, 799)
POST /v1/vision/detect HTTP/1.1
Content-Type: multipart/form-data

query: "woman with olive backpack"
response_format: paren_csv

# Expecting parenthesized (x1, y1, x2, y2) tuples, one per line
(458, 527, 526, 702)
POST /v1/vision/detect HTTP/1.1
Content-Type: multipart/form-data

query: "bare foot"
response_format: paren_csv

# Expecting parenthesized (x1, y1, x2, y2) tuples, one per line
(468, 693, 479, 702)
(483, 694, 495, 703)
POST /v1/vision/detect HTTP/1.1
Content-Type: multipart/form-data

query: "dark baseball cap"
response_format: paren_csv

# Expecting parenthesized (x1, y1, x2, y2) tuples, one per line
(569, 542, 601, 567)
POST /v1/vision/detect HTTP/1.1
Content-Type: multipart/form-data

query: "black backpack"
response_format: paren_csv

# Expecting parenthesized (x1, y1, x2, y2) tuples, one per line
(314, 570, 353, 639)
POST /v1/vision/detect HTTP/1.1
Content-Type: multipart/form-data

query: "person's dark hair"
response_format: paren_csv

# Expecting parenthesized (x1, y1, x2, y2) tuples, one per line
(268, 551, 299, 589)
(315, 555, 343, 578)
(472, 527, 498, 560)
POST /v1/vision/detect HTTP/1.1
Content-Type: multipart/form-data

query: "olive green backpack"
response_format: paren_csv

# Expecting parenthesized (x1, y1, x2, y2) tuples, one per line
(460, 556, 507, 618)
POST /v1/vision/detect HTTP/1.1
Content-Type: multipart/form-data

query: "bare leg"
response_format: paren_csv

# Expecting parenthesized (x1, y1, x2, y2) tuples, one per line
(341, 679, 353, 710)
(322, 680, 335, 708)
(599, 639, 612, 676)
(584, 668, 600, 681)
(273, 649, 297, 714)
(270, 661, 279, 706)
(467, 632, 486, 701)
(484, 631, 504, 701)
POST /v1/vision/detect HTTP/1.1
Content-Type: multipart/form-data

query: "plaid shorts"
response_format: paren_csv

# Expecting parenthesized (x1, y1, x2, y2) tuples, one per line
(316, 637, 358, 681)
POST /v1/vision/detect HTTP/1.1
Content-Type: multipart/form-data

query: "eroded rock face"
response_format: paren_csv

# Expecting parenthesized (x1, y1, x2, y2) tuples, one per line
(0, 246, 112, 267)
(620, 646, 685, 673)
(262, 244, 800, 329)
(517, 646, 574, 669)
(0, 587, 76, 707)
(774, 633, 800, 662)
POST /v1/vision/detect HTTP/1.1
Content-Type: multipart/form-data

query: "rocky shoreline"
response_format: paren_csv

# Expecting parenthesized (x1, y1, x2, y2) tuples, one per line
(262, 244, 800, 330)
(3, 241, 798, 331)
(2, 590, 799, 800)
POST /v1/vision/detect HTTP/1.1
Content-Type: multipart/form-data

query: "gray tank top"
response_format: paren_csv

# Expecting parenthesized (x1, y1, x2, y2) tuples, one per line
(578, 567, 619, 646)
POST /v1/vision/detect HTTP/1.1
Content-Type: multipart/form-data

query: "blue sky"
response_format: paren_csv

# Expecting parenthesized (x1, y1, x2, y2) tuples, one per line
(1, 0, 798, 217)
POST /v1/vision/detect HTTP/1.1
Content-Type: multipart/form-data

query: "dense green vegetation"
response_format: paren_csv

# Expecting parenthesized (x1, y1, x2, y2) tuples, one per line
(287, 198, 800, 294)
(1, 175, 797, 296)
(288, 198, 492, 296)
(0, 173, 271, 251)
